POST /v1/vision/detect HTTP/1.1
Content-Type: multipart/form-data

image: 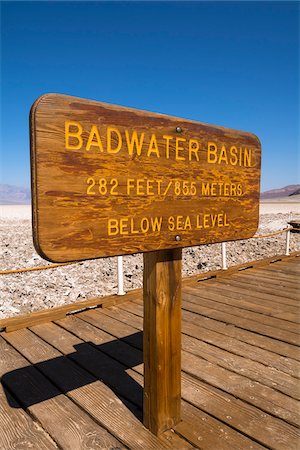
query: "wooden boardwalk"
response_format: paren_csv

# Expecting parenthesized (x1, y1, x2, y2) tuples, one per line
(0, 254, 299, 449)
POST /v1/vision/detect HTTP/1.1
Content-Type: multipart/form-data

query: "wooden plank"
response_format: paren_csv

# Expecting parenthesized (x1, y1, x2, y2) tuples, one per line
(53, 318, 191, 449)
(58, 308, 300, 449)
(182, 372, 300, 450)
(175, 402, 266, 450)
(72, 302, 300, 424)
(182, 308, 300, 361)
(100, 303, 300, 401)
(79, 307, 143, 349)
(0, 292, 133, 333)
(129, 293, 300, 360)
(55, 315, 143, 368)
(184, 286, 300, 335)
(117, 299, 300, 378)
(0, 386, 58, 450)
(182, 295, 300, 345)
(190, 282, 300, 322)
(181, 348, 300, 426)
(28, 322, 192, 449)
(30, 93, 261, 262)
(30, 321, 144, 408)
(176, 401, 266, 450)
(182, 333, 299, 400)
(229, 273, 300, 299)
(207, 277, 299, 307)
(183, 253, 300, 284)
(243, 272, 300, 292)
(255, 266, 300, 281)
(143, 249, 182, 435)
(0, 335, 126, 450)
(2, 328, 181, 449)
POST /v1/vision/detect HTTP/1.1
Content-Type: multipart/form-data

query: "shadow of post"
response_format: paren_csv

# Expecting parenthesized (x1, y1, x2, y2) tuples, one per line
(1, 331, 144, 420)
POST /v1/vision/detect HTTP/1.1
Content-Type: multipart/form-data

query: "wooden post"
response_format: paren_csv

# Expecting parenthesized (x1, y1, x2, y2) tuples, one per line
(143, 248, 182, 435)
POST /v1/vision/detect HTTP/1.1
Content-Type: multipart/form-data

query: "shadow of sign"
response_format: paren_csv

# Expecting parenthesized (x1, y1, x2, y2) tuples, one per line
(1, 331, 144, 420)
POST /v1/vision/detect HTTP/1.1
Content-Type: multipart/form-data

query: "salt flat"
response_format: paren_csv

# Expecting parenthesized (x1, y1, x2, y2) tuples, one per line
(260, 195, 300, 214)
(0, 204, 31, 220)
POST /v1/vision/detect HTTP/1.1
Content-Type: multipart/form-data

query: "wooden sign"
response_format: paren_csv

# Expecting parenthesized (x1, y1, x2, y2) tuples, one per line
(30, 94, 261, 262)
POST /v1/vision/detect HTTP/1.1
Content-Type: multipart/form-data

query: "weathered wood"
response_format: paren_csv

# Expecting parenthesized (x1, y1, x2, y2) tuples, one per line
(2, 329, 178, 450)
(143, 249, 182, 435)
(1, 257, 300, 449)
(100, 300, 300, 424)
(0, 386, 57, 450)
(208, 278, 300, 308)
(117, 299, 300, 378)
(182, 308, 300, 360)
(182, 372, 300, 450)
(183, 295, 300, 345)
(30, 93, 261, 262)
(177, 401, 266, 450)
(199, 281, 300, 319)
(0, 336, 126, 450)
(184, 285, 300, 331)
(0, 291, 137, 333)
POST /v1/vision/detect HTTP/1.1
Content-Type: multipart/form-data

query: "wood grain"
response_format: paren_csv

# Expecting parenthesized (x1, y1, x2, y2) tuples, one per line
(0, 335, 125, 450)
(30, 93, 261, 262)
(143, 249, 182, 435)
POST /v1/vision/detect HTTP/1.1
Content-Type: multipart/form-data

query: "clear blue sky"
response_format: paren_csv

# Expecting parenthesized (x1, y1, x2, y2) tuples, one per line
(1, 1, 299, 192)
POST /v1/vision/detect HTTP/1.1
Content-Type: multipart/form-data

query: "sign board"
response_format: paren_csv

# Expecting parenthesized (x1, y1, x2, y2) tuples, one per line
(30, 94, 261, 262)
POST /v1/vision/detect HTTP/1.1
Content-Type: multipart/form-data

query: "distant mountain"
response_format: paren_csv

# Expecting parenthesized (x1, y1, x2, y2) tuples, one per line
(0, 184, 31, 204)
(289, 188, 300, 196)
(261, 184, 300, 199)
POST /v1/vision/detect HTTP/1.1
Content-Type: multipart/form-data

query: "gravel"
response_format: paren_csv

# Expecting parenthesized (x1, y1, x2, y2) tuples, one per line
(1, 213, 299, 319)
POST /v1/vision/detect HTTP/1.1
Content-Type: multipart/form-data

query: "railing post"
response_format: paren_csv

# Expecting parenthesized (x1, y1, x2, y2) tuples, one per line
(285, 213, 291, 256)
(221, 242, 227, 270)
(117, 255, 125, 295)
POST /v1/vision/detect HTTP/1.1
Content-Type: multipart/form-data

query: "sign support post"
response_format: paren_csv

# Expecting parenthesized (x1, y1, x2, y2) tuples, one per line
(143, 248, 182, 435)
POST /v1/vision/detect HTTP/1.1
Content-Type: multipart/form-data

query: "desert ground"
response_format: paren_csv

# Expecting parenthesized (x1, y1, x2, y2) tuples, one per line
(1, 200, 299, 319)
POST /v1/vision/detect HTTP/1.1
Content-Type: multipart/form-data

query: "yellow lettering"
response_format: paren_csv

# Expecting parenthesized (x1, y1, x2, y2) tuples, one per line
(189, 139, 199, 161)
(229, 146, 238, 165)
(207, 142, 217, 163)
(147, 134, 160, 158)
(176, 215, 184, 230)
(217, 214, 224, 227)
(146, 179, 154, 196)
(184, 216, 192, 230)
(230, 184, 237, 196)
(125, 130, 144, 156)
(163, 135, 173, 159)
(202, 183, 210, 196)
(108, 219, 119, 236)
(151, 216, 163, 232)
(223, 183, 230, 196)
(127, 179, 134, 195)
(86, 125, 103, 151)
(120, 218, 129, 235)
(168, 216, 175, 231)
(141, 218, 150, 233)
(175, 138, 186, 161)
(203, 214, 210, 228)
(218, 146, 229, 164)
(65, 121, 83, 150)
(107, 127, 122, 153)
(137, 179, 145, 195)
(244, 148, 252, 167)
(210, 183, 217, 196)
